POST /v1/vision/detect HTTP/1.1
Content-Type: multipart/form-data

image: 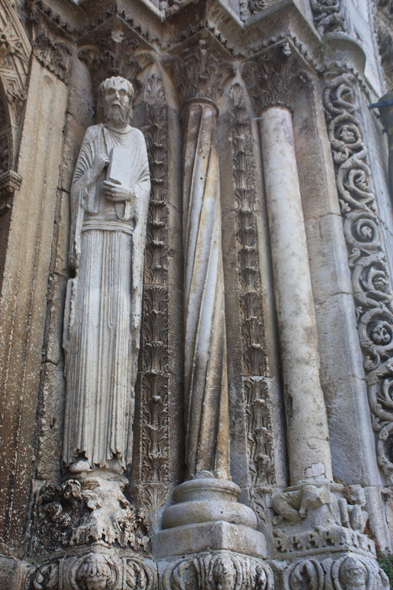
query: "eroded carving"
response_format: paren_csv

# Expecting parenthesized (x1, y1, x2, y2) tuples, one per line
(272, 484, 334, 525)
(29, 554, 157, 590)
(164, 39, 234, 103)
(79, 30, 153, 94)
(310, 0, 346, 36)
(31, 479, 150, 553)
(63, 77, 150, 477)
(323, 71, 393, 483)
(140, 74, 170, 488)
(242, 45, 298, 114)
(162, 551, 273, 590)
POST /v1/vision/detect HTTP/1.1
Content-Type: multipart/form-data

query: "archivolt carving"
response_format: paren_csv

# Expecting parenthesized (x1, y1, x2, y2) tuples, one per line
(162, 551, 273, 590)
(310, 0, 346, 36)
(323, 71, 393, 483)
(0, 0, 30, 178)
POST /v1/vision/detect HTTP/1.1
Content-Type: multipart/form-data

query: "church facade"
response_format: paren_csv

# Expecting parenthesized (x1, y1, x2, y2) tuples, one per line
(1, 0, 393, 588)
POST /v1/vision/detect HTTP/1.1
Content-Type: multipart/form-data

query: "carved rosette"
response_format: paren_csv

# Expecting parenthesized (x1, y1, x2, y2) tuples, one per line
(162, 551, 274, 590)
(228, 83, 274, 486)
(323, 70, 393, 483)
(138, 74, 171, 511)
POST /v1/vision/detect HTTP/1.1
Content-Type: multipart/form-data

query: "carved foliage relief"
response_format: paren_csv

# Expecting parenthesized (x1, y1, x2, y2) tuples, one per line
(228, 84, 274, 486)
(30, 553, 157, 590)
(282, 554, 388, 590)
(139, 75, 170, 497)
(162, 551, 274, 590)
(323, 71, 393, 483)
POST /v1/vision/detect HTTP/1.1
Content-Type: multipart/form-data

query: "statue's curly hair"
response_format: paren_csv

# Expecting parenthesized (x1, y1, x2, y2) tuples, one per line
(96, 76, 135, 124)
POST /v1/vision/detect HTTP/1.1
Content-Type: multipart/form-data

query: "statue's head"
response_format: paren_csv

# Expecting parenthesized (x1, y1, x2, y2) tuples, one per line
(98, 76, 135, 127)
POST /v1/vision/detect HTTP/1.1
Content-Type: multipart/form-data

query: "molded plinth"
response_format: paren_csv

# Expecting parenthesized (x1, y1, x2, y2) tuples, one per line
(155, 520, 267, 558)
(161, 478, 257, 529)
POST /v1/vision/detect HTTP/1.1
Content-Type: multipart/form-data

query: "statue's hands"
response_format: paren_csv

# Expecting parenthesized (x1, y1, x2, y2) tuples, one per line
(89, 154, 109, 184)
(103, 180, 134, 202)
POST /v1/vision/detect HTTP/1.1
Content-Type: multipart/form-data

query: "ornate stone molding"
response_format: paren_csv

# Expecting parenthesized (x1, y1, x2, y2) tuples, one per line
(164, 39, 234, 105)
(162, 551, 274, 590)
(228, 83, 274, 486)
(310, 0, 346, 36)
(0, 169, 21, 215)
(279, 553, 388, 590)
(26, 6, 72, 84)
(323, 70, 393, 483)
(242, 45, 299, 115)
(29, 552, 157, 590)
(138, 75, 170, 511)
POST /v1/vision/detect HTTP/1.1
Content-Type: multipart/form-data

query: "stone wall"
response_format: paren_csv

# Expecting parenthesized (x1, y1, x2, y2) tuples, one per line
(0, 0, 393, 588)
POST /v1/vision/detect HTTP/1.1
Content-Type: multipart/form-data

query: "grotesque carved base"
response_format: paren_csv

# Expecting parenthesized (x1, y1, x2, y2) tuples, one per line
(269, 482, 388, 590)
(22, 476, 156, 589)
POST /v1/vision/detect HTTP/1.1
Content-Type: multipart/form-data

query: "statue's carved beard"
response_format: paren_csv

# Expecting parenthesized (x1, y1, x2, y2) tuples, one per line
(104, 103, 130, 127)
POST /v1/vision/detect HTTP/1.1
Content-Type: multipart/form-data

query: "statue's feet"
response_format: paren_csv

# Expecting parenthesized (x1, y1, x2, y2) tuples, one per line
(69, 459, 91, 473)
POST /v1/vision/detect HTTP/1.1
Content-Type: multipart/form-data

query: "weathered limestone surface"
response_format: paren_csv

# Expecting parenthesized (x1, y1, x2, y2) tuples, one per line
(0, 0, 393, 588)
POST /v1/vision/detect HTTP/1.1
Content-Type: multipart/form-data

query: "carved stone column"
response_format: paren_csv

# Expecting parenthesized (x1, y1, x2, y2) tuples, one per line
(158, 38, 265, 562)
(243, 49, 333, 487)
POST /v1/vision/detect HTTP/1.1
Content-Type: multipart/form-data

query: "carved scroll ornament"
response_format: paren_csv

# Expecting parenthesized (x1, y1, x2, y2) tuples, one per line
(323, 71, 393, 483)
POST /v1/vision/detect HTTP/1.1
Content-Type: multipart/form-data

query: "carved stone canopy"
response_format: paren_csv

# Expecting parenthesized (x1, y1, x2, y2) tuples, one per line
(78, 19, 154, 94)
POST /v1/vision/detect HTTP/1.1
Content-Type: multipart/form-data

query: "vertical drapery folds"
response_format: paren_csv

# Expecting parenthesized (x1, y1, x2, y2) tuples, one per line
(166, 40, 234, 480)
(323, 71, 393, 483)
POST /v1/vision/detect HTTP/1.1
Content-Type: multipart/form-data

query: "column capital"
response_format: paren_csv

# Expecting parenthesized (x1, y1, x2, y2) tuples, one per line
(242, 44, 300, 116)
(164, 38, 235, 106)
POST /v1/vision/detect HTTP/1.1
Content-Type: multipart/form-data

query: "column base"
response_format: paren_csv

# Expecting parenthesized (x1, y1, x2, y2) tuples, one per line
(155, 520, 267, 558)
(161, 478, 257, 529)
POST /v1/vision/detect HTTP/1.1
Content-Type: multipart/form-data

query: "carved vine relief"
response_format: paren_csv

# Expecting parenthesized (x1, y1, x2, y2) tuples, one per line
(139, 73, 171, 508)
(228, 83, 274, 486)
(323, 71, 393, 483)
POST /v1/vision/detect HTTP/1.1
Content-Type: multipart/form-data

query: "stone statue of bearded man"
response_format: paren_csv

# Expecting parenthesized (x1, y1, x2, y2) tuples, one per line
(63, 76, 150, 476)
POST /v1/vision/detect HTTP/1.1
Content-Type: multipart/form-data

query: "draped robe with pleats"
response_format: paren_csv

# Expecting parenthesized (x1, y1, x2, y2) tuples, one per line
(63, 123, 150, 470)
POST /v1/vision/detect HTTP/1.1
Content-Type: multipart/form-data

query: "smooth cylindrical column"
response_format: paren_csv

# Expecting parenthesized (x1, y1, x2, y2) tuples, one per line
(260, 106, 333, 484)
